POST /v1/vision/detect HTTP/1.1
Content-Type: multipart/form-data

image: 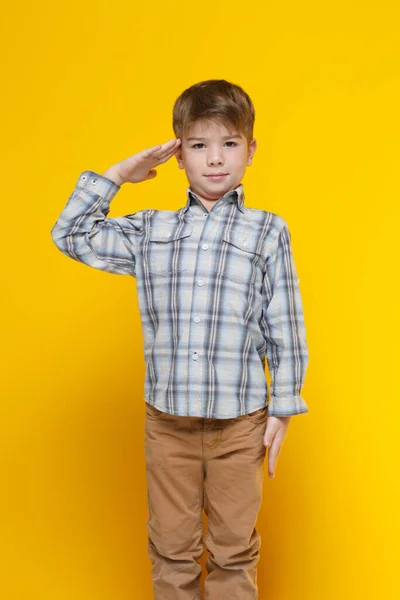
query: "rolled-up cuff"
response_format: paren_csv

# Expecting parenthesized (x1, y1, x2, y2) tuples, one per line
(267, 394, 309, 417)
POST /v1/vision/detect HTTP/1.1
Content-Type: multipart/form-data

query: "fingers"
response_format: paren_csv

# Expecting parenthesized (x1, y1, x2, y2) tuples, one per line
(264, 422, 286, 479)
(144, 138, 181, 161)
(154, 139, 181, 161)
(267, 440, 282, 479)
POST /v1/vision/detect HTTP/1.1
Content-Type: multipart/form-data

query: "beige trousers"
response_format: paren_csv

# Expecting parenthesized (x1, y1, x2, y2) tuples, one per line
(144, 401, 268, 599)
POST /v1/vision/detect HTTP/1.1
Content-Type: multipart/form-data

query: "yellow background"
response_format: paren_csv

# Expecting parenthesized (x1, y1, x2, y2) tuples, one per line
(1, 1, 399, 598)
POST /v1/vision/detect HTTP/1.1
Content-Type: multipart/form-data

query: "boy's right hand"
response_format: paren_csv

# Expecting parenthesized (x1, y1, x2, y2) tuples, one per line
(103, 138, 182, 186)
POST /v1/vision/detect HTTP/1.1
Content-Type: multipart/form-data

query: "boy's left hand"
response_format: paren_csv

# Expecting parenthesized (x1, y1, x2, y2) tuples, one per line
(263, 416, 291, 479)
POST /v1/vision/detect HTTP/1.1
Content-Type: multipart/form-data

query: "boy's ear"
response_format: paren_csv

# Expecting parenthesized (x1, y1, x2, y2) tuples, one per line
(247, 138, 257, 166)
(175, 151, 184, 170)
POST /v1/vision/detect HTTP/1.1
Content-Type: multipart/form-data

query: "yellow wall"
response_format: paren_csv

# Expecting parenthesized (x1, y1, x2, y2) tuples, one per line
(1, 1, 399, 598)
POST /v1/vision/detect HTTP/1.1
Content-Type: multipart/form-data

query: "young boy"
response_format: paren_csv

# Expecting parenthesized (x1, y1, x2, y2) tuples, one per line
(50, 79, 309, 599)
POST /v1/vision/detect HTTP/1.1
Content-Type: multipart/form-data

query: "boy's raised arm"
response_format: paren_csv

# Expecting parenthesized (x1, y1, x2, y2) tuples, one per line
(50, 139, 182, 276)
(261, 222, 310, 417)
(50, 171, 143, 276)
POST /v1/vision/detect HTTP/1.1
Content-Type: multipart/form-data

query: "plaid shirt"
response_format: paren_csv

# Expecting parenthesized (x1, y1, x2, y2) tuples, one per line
(51, 170, 309, 418)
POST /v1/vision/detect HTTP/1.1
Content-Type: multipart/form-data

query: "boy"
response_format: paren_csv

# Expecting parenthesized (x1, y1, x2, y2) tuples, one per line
(50, 79, 309, 599)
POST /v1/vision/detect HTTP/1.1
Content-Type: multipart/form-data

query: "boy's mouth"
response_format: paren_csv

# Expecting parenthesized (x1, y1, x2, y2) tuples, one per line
(205, 173, 229, 180)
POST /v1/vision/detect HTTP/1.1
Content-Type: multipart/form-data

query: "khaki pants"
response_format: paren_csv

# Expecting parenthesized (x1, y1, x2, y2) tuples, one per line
(144, 401, 268, 599)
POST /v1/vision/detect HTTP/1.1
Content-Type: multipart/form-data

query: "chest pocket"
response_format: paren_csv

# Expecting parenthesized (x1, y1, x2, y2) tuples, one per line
(219, 228, 265, 287)
(147, 223, 193, 276)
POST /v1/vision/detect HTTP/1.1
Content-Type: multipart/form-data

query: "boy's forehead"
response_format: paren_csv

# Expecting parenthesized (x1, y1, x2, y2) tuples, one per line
(184, 121, 242, 140)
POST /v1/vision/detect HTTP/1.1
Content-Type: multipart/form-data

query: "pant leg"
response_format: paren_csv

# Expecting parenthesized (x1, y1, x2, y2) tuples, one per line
(144, 402, 205, 600)
(203, 407, 268, 600)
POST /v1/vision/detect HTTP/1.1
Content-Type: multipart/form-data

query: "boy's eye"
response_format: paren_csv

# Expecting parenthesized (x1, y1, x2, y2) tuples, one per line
(191, 141, 237, 149)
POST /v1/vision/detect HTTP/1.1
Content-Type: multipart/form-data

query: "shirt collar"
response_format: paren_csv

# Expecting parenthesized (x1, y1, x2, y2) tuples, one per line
(182, 183, 245, 214)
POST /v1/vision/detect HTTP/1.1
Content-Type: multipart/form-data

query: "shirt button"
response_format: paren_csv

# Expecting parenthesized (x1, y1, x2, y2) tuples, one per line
(202, 243, 208, 250)
(203, 213, 208, 218)
(198, 279, 204, 286)
(81, 175, 87, 181)
(192, 352, 198, 361)
(91, 178, 98, 185)
(194, 316, 200, 322)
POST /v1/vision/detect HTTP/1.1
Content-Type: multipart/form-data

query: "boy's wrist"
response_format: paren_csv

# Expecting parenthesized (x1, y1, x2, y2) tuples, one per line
(102, 165, 124, 187)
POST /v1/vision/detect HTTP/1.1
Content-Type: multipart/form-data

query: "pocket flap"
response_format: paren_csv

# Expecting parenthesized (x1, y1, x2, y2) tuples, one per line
(223, 229, 264, 256)
(150, 223, 193, 242)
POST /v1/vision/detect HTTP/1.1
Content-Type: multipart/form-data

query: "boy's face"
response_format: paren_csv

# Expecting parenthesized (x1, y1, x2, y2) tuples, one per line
(175, 119, 257, 205)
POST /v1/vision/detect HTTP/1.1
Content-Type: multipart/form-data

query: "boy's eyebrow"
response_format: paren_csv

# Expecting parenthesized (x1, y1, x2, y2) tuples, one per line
(186, 134, 242, 141)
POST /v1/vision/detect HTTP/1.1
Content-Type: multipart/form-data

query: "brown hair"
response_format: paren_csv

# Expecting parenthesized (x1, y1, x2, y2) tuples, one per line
(172, 79, 255, 145)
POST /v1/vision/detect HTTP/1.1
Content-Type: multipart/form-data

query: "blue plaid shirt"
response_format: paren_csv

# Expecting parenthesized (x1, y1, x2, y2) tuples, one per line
(50, 171, 309, 418)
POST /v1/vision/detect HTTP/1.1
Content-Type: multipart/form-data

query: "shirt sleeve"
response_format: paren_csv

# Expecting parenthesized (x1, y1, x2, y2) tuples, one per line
(261, 222, 309, 417)
(50, 170, 145, 277)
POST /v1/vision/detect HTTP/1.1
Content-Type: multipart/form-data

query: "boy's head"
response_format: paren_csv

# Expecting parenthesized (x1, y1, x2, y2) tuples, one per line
(173, 79, 257, 204)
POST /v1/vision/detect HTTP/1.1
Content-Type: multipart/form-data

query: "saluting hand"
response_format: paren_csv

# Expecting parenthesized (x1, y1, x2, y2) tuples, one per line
(103, 138, 182, 186)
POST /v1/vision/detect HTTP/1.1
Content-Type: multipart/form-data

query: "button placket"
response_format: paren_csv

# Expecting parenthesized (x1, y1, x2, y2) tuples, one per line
(187, 209, 214, 414)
